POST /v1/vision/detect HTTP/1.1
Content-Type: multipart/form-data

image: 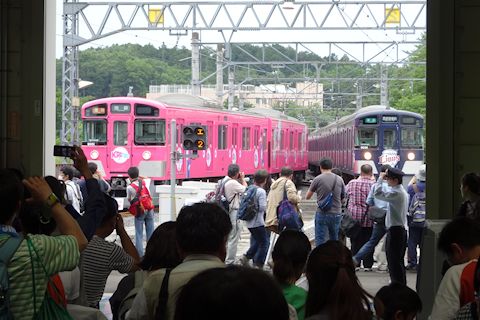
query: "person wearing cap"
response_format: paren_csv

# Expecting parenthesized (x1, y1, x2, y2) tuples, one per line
(406, 164, 427, 271)
(374, 167, 409, 285)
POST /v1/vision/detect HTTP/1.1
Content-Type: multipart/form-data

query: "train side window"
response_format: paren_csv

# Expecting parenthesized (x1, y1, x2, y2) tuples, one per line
(280, 130, 285, 150)
(218, 125, 227, 150)
(114, 121, 128, 146)
(134, 119, 166, 145)
(355, 128, 378, 147)
(242, 128, 250, 150)
(263, 129, 267, 151)
(254, 129, 259, 148)
(232, 128, 238, 147)
(383, 129, 397, 149)
(83, 120, 107, 145)
(290, 131, 294, 150)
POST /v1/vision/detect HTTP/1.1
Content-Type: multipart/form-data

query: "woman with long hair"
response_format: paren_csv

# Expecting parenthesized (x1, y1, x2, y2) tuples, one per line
(305, 240, 373, 320)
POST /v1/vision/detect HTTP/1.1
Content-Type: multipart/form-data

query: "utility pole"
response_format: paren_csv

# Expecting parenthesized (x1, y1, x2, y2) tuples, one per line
(228, 65, 235, 110)
(216, 44, 224, 106)
(191, 32, 201, 97)
(380, 65, 389, 107)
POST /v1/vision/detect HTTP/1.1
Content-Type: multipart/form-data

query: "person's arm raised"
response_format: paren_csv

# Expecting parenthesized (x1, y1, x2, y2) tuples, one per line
(23, 176, 88, 251)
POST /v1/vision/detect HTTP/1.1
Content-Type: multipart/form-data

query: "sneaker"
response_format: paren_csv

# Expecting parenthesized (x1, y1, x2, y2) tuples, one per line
(405, 264, 417, 272)
(239, 255, 250, 267)
(363, 267, 373, 272)
(355, 267, 361, 272)
(377, 264, 388, 272)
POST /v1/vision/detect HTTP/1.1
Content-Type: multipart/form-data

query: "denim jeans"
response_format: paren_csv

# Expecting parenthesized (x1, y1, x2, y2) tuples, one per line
(353, 223, 387, 263)
(226, 209, 243, 265)
(407, 226, 425, 266)
(246, 226, 269, 267)
(134, 209, 155, 256)
(351, 227, 374, 268)
(315, 211, 342, 247)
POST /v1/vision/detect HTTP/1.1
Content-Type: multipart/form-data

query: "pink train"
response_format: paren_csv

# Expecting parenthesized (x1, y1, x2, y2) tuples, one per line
(81, 96, 308, 197)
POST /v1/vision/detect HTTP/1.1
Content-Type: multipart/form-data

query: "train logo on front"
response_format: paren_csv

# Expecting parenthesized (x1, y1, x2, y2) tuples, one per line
(379, 149, 400, 167)
(111, 147, 130, 164)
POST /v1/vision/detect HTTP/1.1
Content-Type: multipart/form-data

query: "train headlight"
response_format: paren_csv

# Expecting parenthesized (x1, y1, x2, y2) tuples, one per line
(407, 152, 415, 160)
(90, 150, 99, 160)
(142, 151, 152, 160)
(363, 152, 372, 160)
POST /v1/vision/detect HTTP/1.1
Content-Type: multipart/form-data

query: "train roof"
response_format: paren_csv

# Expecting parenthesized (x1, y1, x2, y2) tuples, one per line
(311, 105, 423, 134)
(83, 95, 305, 125)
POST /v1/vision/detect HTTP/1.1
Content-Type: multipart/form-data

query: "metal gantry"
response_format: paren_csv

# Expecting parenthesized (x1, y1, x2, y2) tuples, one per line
(61, 0, 426, 144)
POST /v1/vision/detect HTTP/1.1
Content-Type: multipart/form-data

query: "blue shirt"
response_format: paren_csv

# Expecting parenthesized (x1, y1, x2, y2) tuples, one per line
(374, 177, 408, 229)
(246, 187, 267, 229)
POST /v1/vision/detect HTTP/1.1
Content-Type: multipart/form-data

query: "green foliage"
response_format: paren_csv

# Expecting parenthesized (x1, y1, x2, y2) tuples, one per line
(56, 36, 425, 133)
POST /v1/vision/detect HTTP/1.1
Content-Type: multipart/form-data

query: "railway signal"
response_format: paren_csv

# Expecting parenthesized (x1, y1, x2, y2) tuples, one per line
(182, 125, 207, 150)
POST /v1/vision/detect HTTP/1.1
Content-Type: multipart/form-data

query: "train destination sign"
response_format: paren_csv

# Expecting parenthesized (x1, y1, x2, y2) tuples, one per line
(362, 117, 378, 124)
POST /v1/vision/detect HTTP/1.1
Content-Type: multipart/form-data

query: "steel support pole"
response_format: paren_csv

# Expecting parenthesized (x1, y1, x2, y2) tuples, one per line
(170, 119, 177, 221)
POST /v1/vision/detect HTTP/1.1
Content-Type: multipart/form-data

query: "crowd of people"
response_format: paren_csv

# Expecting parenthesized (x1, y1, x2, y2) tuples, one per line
(2, 146, 480, 320)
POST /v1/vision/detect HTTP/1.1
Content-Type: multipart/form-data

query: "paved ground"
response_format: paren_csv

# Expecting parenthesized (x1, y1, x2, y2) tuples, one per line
(99, 186, 418, 319)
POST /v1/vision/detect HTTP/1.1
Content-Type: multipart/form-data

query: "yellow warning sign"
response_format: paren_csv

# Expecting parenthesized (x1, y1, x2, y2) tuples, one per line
(385, 8, 401, 24)
(148, 9, 164, 25)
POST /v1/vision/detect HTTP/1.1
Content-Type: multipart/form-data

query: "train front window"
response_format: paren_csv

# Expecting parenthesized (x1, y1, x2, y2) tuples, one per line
(114, 121, 128, 146)
(401, 128, 424, 148)
(383, 129, 397, 149)
(134, 120, 166, 145)
(355, 128, 378, 147)
(83, 120, 107, 145)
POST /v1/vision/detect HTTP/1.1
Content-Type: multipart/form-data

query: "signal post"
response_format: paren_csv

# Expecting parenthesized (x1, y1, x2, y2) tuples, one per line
(169, 119, 207, 220)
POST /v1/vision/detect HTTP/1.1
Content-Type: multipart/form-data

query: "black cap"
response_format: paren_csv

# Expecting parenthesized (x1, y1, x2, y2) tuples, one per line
(385, 167, 405, 179)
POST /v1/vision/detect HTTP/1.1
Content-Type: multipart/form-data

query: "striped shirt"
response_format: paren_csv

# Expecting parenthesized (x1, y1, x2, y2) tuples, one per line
(0, 233, 79, 320)
(81, 235, 134, 308)
(346, 176, 375, 227)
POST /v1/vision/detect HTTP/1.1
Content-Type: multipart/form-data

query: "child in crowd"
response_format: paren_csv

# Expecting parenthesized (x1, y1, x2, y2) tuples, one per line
(272, 230, 311, 320)
(374, 283, 422, 320)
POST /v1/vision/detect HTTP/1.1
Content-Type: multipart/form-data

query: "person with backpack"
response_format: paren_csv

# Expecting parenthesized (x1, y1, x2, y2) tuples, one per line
(127, 166, 155, 256)
(238, 169, 269, 268)
(406, 164, 427, 271)
(221, 164, 248, 265)
(59, 165, 84, 214)
(0, 164, 88, 318)
(110, 221, 182, 320)
(306, 158, 345, 246)
(265, 167, 301, 234)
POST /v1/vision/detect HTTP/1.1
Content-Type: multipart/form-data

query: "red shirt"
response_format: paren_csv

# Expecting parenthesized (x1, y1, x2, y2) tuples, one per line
(345, 176, 375, 227)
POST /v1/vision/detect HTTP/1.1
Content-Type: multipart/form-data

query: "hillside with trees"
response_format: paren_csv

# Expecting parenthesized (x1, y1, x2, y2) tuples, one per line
(56, 35, 425, 131)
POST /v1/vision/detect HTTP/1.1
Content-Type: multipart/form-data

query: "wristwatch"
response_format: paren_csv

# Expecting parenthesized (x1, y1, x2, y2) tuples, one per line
(45, 193, 60, 208)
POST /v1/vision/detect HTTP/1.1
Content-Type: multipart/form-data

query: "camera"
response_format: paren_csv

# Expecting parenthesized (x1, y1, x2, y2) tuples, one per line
(53, 145, 75, 157)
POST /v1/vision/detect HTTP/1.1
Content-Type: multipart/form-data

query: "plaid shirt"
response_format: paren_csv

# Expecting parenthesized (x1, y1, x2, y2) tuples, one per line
(346, 176, 375, 227)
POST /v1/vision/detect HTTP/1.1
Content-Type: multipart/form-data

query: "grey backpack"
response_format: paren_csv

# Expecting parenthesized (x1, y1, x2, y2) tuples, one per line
(0, 236, 23, 320)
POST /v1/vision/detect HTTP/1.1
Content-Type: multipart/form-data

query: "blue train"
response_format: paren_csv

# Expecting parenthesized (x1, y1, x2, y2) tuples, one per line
(308, 105, 424, 180)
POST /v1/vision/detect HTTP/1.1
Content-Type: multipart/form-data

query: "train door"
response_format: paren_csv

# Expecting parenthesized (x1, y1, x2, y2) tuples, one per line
(206, 120, 214, 172)
(380, 122, 400, 168)
(107, 113, 132, 175)
(253, 126, 260, 169)
(173, 118, 186, 178)
(231, 123, 239, 164)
